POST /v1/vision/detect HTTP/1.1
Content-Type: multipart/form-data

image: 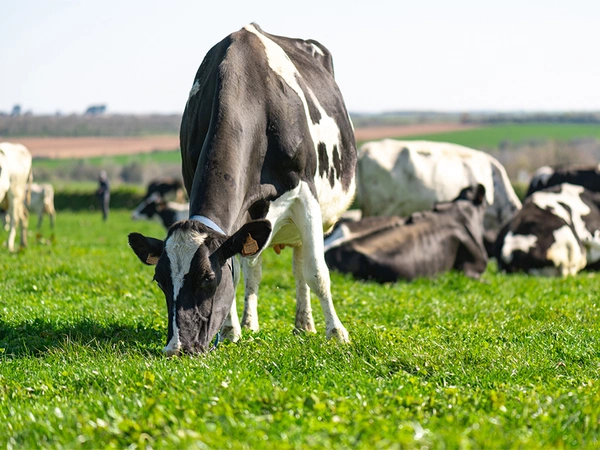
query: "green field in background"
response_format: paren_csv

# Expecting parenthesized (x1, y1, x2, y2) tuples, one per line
(379, 123, 600, 149)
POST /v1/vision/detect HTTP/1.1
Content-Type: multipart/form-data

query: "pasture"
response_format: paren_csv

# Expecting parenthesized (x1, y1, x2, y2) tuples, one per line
(1, 211, 599, 448)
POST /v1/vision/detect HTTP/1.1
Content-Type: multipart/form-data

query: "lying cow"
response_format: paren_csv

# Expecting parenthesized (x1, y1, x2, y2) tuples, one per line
(0, 142, 33, 251)
(495, 183, 600, 276)
(356, 139, 521, 251)
(526, 164, 600, 197)
(325, 185, 488, 282)
(128, 24, 357, 355)
(131, 192, 189, 229)
(145, 178, 185, 202)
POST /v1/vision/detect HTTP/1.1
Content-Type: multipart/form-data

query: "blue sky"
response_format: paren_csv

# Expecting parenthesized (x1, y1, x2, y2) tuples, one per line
(2, 0, 599, 114)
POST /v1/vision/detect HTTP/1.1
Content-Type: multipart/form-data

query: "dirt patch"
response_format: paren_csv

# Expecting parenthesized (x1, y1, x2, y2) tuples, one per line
(353, 123, 479, 142)
(10, 136, 180, 159)
(4, 124, 478, 159)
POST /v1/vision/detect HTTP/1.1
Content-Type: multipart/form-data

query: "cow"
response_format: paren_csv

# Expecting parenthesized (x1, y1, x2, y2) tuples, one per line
(131, 192, 189, 229)
(526, 164, 600, 197)
(356, 139, 522, 253)
(27, 183, 56, 230)
(144, 178, 185, 203)
(495, 183, 600, 276)
(0, 142, 33, 252)
(325, 185, 488, 282)
(128, 24, 357, 356)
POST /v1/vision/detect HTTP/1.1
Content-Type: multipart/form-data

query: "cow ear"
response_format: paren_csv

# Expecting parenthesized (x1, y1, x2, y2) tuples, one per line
(473, 184, 486, 206)
(128, 232, 164, 265)
(218, 219, 272, 261)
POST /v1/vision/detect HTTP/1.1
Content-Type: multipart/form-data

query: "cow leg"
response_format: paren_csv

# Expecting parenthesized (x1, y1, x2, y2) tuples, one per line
(37, 213, 43, 230)
(6, 206, 17, 252)
(293, 201, 349, 342)
(241, 256, 261, 332)
(292, 245, 316, 333)
(19, 203, 29, 248)
(220, 297, 242, 343)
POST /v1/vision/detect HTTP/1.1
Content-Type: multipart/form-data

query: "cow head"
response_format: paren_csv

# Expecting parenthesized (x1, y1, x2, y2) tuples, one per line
(128, 219, 271, 356)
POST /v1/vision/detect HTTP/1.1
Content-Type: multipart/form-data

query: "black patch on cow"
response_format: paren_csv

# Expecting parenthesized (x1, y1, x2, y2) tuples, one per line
(526, 165, 600, 197)
(317, 142, 329, 179)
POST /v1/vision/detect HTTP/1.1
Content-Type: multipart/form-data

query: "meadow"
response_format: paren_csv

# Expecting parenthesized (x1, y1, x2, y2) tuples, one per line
(28, 123, 600, 183)
(1, 211, 599, 449)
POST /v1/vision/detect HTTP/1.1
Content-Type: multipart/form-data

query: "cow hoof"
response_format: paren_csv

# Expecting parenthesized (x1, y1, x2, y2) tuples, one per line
(220, 326, 241, 343)
(327, 326, 350, 343)
(241, 317, 259, 332)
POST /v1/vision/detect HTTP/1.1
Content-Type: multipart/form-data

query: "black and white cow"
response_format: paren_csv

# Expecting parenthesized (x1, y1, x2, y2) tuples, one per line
(325, 185, 488, 282)
(128, 24, 357, 355)
(495, 183, 600, 276)
(144, 178, 185, 202)
(526, 164, 600, 197)
(131, 192, 189, 229)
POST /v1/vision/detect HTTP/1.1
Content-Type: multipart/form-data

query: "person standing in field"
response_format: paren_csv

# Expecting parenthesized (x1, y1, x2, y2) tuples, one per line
(96, 170, 110, 221)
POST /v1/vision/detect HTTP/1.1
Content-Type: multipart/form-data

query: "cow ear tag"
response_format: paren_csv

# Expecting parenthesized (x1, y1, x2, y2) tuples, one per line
(241, 233, 259, 256)
(146, 255, 159, 265)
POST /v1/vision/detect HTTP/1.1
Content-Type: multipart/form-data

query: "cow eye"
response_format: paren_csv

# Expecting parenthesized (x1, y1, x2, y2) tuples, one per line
(201, 272, 216, 286)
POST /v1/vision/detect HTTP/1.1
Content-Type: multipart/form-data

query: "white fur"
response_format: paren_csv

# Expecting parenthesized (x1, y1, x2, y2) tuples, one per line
(163, 229, 207, 355)
(531, 184, 591, 245)
(545, 225, 586, 276)
(501, 232, 538, 264)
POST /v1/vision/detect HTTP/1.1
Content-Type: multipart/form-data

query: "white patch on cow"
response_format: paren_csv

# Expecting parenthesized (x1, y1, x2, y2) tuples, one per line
(530, 166, 554, 188)
(531, 184, 591, 243)
(584, 229, 600, 263)
(501, 232, 538, 264)
(311, 43, 325, 56)
(188, 80, 201, 100)
(163, 229, 207, 355)
(244, 24, 353, 225)
(545, 225, 586, 276)
(324, 223, 351, 252)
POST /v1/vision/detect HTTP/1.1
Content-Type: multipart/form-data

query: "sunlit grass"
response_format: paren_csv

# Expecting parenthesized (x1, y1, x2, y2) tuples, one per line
(1, 211, 599, 448)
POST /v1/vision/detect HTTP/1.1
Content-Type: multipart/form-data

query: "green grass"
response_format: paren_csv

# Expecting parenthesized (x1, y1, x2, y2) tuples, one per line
(33, 149, 181, 171)
(1, 211, 600, 448)
(381, 123, 600, 149)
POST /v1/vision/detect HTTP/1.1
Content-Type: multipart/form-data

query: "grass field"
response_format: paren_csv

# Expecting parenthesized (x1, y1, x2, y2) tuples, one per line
(383, 123, 600, 150)
(1, 211, 599, 448)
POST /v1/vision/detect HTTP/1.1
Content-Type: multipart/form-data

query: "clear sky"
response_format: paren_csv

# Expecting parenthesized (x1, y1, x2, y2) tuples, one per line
(2, 0, 599, 115)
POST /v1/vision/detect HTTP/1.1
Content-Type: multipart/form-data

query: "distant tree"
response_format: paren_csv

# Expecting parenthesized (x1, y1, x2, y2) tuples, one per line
(10, 104, 21, 116)
(84, 105, 107, 116)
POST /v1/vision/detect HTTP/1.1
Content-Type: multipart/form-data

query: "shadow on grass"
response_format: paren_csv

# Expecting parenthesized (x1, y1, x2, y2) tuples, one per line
(0, 317, 164, 358)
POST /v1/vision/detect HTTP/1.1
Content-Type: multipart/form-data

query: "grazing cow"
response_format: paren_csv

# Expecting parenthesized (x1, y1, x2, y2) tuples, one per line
(526, 164, 600, 197)
(131, 192, 189, 229)
(128, 24, 357, 356)
(325, 185, 488, 282)
(356, 139, 521, 251)
(495, 183, 600, 276)
(27, 183, 56, 230)
(0, 142, 33, 252)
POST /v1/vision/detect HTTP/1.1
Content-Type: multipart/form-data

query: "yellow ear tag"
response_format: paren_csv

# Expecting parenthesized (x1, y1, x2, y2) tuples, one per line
(241, 233, 259, 256)
(146, 255, 159, 265)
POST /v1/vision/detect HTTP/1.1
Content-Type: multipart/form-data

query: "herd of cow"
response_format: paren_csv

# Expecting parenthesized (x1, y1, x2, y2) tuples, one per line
(2, 24, 600, 355)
